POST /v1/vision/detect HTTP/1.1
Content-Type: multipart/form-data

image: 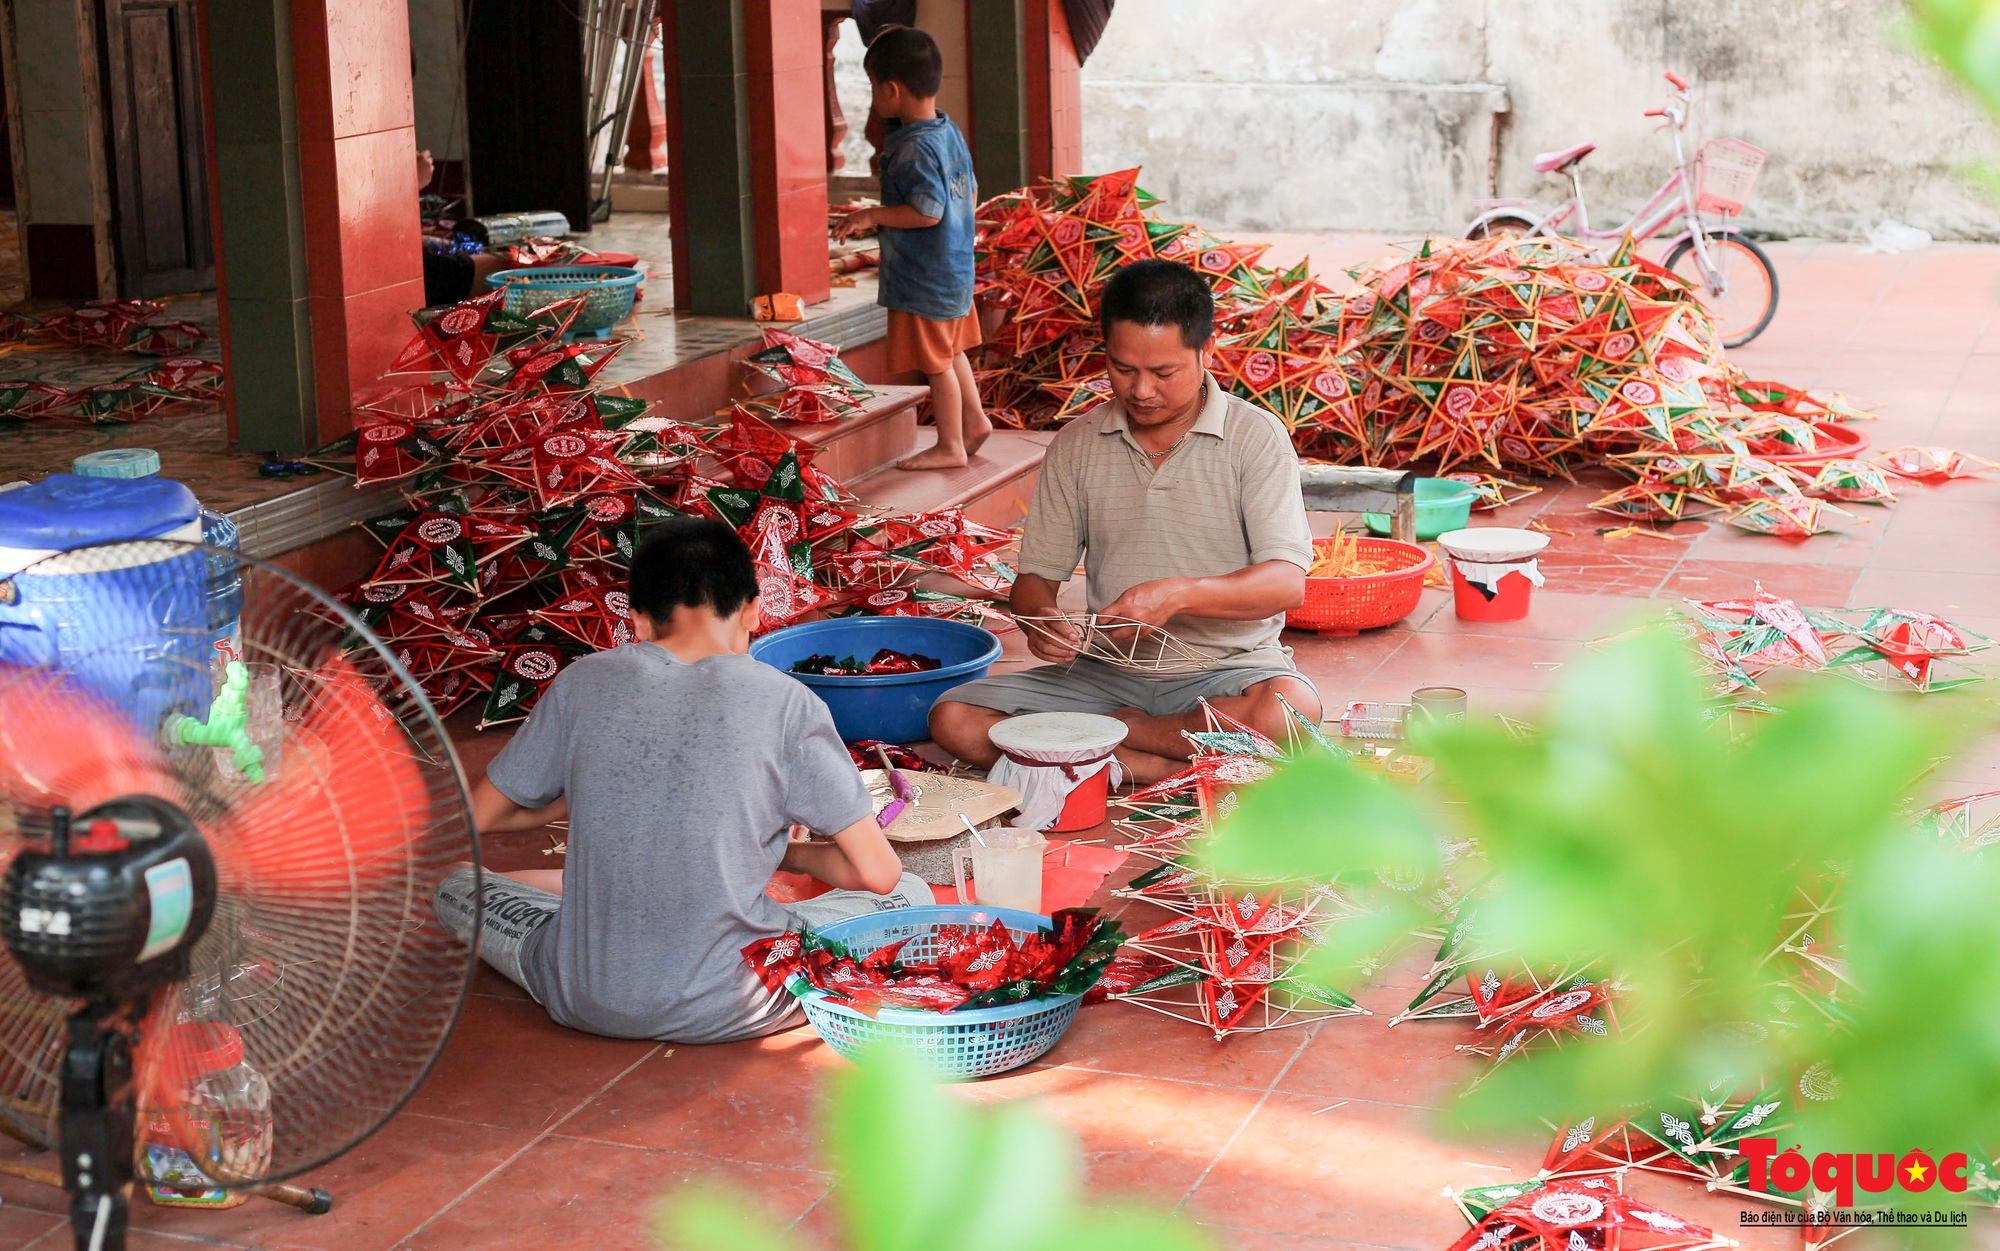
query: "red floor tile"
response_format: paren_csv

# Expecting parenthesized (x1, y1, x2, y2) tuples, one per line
(956, 1066, 1267, 1213)
(1689, 522, 1883, 566)
(115, 1111, 536, 1250)
(1868, 518, 2000, 575)
(1272, 1016, 1484, 1109)
(401, 1137, 830, 1251)
(1360, 633, 1580, 695)
(1413, 590, 1649, 641)
(1180, 1093, 1544, 1249)
(1848, 568, 2000, 617)
(0, 1206, 65, 1248)
(1196, 1225, 1393, 1249)
(555, 1027, 843, 1169)
(400, 993, 662, 1132)
(1042, 999, 1311, 1091)
(1658, 560, 1863, 606)
(1284, 626, 1416, 694)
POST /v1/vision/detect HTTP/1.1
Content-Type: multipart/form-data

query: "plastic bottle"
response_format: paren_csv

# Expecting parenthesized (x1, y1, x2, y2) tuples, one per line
(140, 1022, 274, 1209)
(199, 506, 243, 651)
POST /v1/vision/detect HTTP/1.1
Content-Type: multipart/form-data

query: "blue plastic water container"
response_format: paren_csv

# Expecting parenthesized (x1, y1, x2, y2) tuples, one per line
(749, 617, 1002, 743)
(68, 450, 244, 649)
(0, 474, 211, 734)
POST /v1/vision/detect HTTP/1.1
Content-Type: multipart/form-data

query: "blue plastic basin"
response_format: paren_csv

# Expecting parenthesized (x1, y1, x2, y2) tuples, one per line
(750, 616, 1001, 743)
(1365, 477, 1480, 540)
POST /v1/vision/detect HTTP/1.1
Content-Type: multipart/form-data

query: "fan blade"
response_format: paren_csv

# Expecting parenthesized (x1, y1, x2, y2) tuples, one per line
(209, 654, 432, 889)
(0, 666, 178, 814)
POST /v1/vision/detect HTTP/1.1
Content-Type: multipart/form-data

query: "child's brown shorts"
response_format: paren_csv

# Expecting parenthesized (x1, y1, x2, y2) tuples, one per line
(885, 308, 982, 376)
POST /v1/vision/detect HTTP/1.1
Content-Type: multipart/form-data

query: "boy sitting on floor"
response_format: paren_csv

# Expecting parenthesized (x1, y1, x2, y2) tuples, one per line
(433, 518, 931, 1044)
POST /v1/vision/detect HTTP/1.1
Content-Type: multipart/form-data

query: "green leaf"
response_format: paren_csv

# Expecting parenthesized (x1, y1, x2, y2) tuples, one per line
(1199, 750, 1437, 883)
(1801, 834, 2000, 1170)
(828, 1044, 1074, 1251)
(654, 1187, 801, 1251)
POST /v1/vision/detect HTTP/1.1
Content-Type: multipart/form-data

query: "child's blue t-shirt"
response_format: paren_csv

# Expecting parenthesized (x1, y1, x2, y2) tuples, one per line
(876, 113, 978, 321)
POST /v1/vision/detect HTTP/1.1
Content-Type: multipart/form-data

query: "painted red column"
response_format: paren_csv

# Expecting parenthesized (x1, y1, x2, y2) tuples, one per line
(1025, 0, 1083, 181)
(744, 0, 830, 305)
(290, 0, 425, 441)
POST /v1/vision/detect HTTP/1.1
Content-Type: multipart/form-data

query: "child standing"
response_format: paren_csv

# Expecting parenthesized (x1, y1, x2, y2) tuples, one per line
(835, 26, 991, 471)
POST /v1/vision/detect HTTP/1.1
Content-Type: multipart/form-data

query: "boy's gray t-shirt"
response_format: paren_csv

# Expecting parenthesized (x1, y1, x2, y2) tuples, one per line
(485, 643, 873, 1043)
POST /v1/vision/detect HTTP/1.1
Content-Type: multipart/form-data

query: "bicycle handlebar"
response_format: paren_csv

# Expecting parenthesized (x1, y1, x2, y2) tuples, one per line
(1664, 70, 1689, 90)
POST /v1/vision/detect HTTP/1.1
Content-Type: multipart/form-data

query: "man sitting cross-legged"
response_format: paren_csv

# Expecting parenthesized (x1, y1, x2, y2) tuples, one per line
(433, 517, 931, 1044)
(929, 259, 1322, 786)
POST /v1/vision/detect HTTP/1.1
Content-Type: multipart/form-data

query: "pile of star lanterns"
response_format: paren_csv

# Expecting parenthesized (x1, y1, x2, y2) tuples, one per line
(307, 290, 1016, 729)
(0, 299, 221, 422)
(1585, 585, 1993, 703)
(975, 170, 1995, 540)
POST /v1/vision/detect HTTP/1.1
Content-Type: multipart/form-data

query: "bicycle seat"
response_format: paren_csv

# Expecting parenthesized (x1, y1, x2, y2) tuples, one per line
(1532, 142, 1597, 173)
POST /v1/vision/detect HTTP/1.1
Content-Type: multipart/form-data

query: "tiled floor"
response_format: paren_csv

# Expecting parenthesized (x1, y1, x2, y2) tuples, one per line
(5, 238, 2000, 1249)
(0, 293, 301, 513)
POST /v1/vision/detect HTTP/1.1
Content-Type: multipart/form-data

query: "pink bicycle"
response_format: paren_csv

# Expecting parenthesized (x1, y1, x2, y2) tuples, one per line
(1466, 71, 1779, 347)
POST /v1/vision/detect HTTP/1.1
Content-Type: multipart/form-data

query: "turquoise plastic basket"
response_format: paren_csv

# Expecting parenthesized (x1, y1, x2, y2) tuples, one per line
(788, 906, 1083, 1080)
(485, 265, 642, 339)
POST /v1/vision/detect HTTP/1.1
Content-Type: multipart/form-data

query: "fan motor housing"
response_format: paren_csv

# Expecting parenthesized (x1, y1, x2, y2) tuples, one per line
(1, 795, 217, 998)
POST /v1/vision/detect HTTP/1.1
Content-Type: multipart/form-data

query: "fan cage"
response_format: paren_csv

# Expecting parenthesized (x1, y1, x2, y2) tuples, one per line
(0, 540, 481, 1189)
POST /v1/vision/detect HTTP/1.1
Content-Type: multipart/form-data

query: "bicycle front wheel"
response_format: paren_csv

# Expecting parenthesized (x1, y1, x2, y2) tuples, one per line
(1663, 230, 1779, 348)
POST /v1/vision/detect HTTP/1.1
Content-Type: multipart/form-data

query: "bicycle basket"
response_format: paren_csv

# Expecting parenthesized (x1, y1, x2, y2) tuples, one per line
(1695, 139, 1767, 216)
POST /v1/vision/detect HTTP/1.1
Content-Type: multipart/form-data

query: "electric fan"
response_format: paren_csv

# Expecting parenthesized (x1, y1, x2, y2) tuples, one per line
(0, 539, 480, 1250)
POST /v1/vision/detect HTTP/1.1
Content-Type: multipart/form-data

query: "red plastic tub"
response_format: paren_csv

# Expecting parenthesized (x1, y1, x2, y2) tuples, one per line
(1451, 563, 1536, 621)
(1051, 769, 1112, 832)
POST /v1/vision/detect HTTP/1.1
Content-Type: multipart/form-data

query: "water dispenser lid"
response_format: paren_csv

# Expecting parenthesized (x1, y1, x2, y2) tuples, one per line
(72, 447, 162, 479)
(0, 473, 200, 550)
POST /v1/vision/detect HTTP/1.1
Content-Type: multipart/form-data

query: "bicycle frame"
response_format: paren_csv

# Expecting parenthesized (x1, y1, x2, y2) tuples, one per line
(1473, 76, 1731, 288)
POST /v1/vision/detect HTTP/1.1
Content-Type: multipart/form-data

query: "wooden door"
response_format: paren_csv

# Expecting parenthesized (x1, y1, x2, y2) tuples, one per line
(100, 0, 213, 296)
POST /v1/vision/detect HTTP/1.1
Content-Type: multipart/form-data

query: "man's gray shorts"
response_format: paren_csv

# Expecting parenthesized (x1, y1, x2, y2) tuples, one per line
(933, 658, 1317, 718)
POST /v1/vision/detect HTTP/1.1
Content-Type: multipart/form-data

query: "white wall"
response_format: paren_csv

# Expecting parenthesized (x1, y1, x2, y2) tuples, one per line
(1080, 0, 2000, 239)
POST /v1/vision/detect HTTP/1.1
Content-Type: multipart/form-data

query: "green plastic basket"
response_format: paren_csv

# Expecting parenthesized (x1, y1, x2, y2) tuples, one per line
(486, 265, 642, 339)
(1365, 477, 1480, 540)
(788, 906, 1083, 1080)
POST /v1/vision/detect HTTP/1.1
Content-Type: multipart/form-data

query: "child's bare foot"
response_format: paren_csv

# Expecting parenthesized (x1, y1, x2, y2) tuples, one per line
(963, 411, 995, 457)
(896, 444, 969, 471)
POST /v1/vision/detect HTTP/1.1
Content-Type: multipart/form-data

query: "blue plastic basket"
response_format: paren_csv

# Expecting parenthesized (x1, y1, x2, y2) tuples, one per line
(485, 265, 642, 339)
(749, 616, 1002, 743)
(789, 906, 1083, 1080)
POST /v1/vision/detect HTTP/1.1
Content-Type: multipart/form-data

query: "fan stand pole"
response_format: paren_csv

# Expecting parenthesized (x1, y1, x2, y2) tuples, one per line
(59, 1002, 140, 1251)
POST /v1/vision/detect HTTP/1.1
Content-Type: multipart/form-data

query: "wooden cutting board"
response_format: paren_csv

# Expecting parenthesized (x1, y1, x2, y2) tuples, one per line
(862, 769, 1021, 843)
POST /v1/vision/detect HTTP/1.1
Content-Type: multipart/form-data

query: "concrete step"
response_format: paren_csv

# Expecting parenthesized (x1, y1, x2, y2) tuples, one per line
(849, 429, 1052, 532)
(769, 383, 927, 483)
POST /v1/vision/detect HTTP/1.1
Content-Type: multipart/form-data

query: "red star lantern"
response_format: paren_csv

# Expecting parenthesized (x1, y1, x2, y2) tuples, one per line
(143, 357, 226, 398)
(533, 581, 637, 651)
(1445, 1176, 1720, 1251)
(362, 509, 533, 592)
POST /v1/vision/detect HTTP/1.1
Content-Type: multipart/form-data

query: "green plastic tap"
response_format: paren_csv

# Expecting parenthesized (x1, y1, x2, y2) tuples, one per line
(171, 659, 267, 783)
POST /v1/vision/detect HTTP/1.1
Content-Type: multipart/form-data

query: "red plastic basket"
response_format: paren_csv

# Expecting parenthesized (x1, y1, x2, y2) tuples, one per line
(1286, 537, 1435, 636)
